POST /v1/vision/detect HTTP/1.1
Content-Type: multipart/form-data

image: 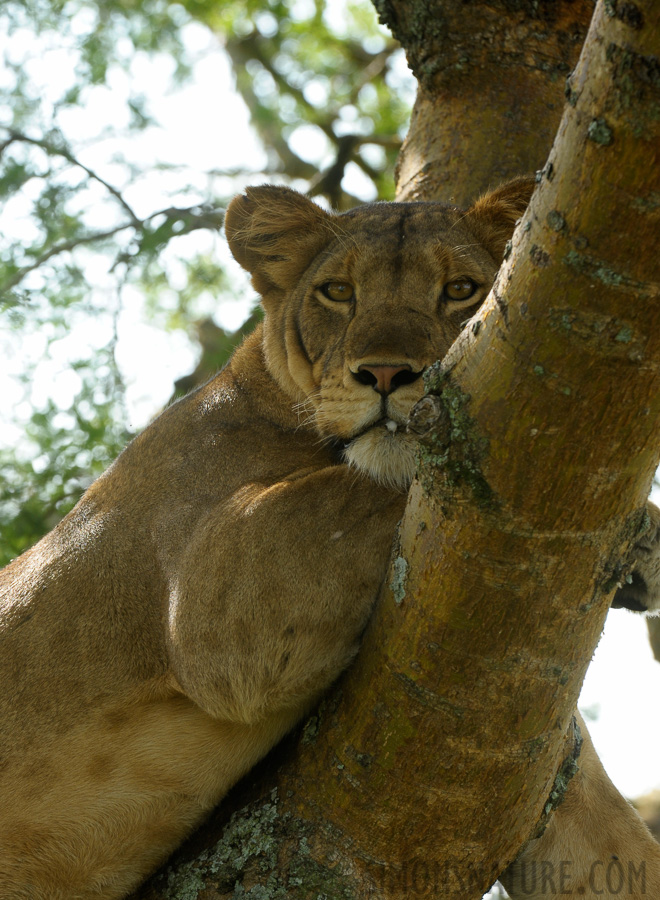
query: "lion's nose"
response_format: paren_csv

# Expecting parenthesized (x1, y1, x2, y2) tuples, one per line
(353, 364, 421, 395)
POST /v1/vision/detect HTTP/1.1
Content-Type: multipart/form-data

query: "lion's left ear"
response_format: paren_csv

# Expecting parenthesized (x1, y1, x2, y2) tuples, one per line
(224, 186, 333, 296)
(464, 175, 536, 262)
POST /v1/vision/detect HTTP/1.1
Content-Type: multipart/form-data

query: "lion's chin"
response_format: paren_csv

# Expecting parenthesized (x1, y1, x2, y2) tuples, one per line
(343, 424, 416, 491)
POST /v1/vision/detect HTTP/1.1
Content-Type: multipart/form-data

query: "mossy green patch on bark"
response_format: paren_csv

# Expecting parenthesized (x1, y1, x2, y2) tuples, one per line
(562, 251, 639, 290)
(301, 715, 321, 746)
(614, 325, 633, 343)
(151, 788, 363, 900)
(583, 507, 650, 611)
(148, 794, 282, 899)
(286, 854, 359, 900)
(547, 308, 644, 363)
(390, 556, 409, 605)
(604, 1, 644, 29)
(632, 191, 660, 212)
(207, 792, 281, 878)
(301, 693, 342, 747)
(546, 209, 566, 232)
(595, 266, 624, 287)
(606, 42, 660, 91)
(604, 42, 660, 135)
(524, 736, 548, 763)
(587, 118, 614, 145)
(537, 717, 583, 837)
(530, 244, 551, 267)
(418, 363, 496, 509)
(159, 865, 207, 900)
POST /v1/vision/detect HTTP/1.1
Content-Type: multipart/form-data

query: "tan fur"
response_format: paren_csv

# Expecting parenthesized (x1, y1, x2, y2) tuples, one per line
(1, 178, 658, 898)
(503, 713, 660, 899)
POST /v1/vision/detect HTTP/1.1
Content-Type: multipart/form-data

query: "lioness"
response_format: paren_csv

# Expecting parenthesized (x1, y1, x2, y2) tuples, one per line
(1, 178, 659, 899)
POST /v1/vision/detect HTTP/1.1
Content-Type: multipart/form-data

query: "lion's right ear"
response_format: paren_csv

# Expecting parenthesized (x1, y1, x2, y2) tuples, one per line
(464, 175, 536, 263)
(224, 186, 333, 296)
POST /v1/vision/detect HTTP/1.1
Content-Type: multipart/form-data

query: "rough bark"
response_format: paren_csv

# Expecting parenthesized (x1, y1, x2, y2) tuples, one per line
(131, 2, 660, 898)
(373, 0, 595, 205)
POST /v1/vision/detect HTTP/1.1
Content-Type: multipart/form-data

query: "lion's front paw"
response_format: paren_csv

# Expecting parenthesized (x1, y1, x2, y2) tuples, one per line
(612, 501, 660, 614)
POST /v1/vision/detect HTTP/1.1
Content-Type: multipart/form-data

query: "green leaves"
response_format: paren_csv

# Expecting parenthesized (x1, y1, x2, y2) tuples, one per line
(0, 0, 413, 558)
(201, 0, 413, 207)
(0, 348, 130, 566)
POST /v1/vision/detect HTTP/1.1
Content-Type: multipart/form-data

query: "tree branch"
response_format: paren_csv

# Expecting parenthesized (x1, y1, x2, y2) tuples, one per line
(390, 0, 596, 203)
(0, 205, 225, 295)
(2, 129, 142, 225)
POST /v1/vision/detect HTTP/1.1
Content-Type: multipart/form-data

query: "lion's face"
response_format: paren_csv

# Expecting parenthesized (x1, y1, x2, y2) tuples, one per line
(225, 179, 534, 489)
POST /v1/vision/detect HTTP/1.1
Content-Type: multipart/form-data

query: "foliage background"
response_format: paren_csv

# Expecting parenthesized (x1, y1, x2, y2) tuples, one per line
(0, 0, 414, 563)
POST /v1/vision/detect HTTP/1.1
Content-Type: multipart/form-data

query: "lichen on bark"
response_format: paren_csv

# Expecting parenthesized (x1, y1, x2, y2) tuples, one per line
(140, 788, 362, 900)
(416, 362, 495, 508)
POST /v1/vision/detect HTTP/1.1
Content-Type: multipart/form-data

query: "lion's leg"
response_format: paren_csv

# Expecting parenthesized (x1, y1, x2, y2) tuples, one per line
(502, 712, 660, 899)
(166, 466, 405, 727)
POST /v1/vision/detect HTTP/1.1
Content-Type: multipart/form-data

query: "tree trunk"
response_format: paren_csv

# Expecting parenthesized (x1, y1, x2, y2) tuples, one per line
(373, 0, 596, 204)
(132, 2, 660, 898)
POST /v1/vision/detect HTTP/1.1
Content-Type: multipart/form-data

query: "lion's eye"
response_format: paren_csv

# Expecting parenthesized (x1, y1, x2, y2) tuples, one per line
(320, 282, 354, 303)
(443, 278, 478, 302)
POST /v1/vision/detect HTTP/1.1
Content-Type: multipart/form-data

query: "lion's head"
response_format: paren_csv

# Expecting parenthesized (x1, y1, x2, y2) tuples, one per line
(225, 177, 534, 489)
